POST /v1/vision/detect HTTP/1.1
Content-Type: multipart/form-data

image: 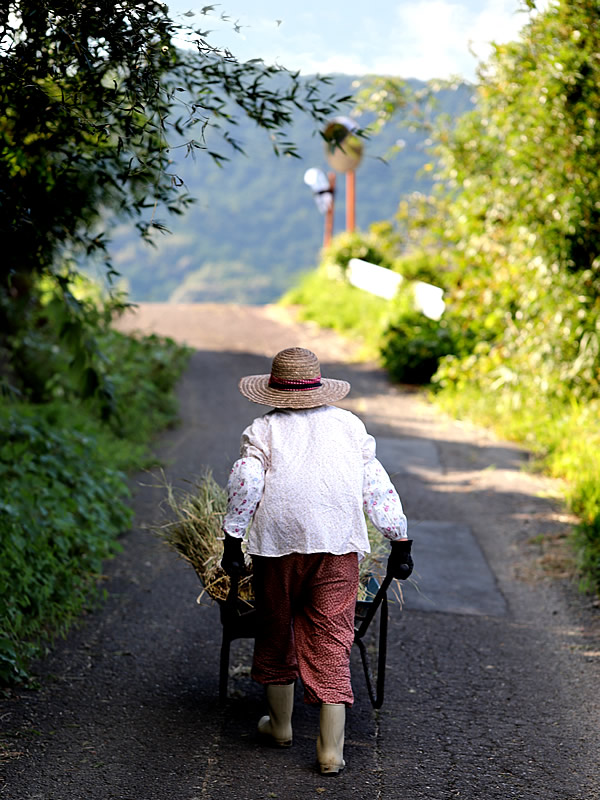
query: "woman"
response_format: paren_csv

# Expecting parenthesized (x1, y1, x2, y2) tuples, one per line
(221, 347, 413, 775)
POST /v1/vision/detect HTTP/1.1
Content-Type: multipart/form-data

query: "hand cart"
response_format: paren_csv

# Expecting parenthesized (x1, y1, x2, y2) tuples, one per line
(217, 571, 394, 709)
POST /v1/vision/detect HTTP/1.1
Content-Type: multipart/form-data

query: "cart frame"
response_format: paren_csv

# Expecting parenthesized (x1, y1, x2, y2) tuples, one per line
(217, 572, 394, 709)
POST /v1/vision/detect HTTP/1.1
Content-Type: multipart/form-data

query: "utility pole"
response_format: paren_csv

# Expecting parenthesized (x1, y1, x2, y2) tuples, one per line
(345, 170, 356, 233)
(324, 172, 336, 247)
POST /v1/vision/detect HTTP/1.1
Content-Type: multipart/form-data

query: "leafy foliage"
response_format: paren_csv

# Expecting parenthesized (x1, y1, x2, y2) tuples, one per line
(0, 407, 131, 684)
(322, 229, 397, 274)
(1, 1, 348, 273)
(380, 293, 457, 384)
(424, 0, 600, 404)
(1, 1, 352, 406)
(338, 0, 600, 591)
(0, 327, 190, 685)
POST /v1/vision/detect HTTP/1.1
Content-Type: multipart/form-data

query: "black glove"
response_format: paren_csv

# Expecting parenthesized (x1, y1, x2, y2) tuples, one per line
(221, 534, 244, 576)
(386, 539, 414, 580)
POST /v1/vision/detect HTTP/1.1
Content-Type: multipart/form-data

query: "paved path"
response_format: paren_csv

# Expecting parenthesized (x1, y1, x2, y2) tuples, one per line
(2, 304, 599, 800)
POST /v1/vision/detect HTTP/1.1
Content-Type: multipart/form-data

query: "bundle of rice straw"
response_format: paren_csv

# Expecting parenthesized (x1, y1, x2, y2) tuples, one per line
(158, 471, 399, 606)
(158, 471, 254, 606)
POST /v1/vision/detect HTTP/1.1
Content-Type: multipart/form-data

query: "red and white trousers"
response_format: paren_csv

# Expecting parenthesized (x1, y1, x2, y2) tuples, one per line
(251, 552, 359, 706)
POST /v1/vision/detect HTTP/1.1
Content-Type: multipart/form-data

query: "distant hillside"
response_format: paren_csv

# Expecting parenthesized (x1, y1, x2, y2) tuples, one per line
(102, 76, 473, 304)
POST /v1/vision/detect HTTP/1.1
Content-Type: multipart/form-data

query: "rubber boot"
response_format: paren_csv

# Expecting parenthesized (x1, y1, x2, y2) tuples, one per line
(316, 703, 346, 775)
(257, 683, 294, 747)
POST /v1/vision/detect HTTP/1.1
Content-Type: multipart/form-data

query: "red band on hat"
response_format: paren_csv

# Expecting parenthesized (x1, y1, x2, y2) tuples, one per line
(268, 375, 322, 391)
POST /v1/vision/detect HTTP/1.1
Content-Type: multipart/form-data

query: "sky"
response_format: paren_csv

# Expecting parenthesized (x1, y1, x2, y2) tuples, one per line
(165, 0, 537, 82)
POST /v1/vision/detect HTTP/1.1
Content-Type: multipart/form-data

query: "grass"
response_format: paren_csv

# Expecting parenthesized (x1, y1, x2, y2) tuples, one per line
(433, 385, 600, 592)
(281, 267, 392, 361)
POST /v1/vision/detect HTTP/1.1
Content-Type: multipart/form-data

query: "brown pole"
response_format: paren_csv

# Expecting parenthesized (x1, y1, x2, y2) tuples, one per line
(346, 170, 356, 232)
(323, 172, 336, 249)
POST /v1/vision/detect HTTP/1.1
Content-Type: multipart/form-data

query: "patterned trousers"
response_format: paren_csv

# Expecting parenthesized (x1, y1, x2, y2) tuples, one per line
(251, 552, 359, 706)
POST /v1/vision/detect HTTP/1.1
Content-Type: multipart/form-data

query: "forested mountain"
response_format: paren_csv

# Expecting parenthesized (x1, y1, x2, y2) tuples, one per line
(103, 76, 472, 304)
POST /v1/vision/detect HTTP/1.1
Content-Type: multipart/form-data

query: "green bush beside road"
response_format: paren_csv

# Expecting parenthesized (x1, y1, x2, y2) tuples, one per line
(0, 325, 190, 686)
(284, 224, 600, 596)
(285, 0, 600, 596)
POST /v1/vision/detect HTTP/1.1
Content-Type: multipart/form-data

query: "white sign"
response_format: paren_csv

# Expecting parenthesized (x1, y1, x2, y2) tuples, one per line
(347, 258, 445, 320)
(412, 281, 445, 321)
(347, 258, 402, 300)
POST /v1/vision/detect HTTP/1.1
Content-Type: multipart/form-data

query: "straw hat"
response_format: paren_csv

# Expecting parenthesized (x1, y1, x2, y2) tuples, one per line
(238, 347, 350, 408)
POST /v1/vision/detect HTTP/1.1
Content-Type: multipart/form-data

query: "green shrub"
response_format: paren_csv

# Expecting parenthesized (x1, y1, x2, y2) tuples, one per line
(0, 328, 191, 685)
(381, 315, 455, 384)
(575, 518, 600, 594)
(0, 407, 131, 683)
(96, 329, 191, 444)
(324, 230, 396, 274)
(381, 289, 457, 384)
(394, 250, 448, 287)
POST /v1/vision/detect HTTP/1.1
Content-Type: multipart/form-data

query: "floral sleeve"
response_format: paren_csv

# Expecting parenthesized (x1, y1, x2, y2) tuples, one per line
(363, 458, 408, 541)
(222, 456, 265, 539)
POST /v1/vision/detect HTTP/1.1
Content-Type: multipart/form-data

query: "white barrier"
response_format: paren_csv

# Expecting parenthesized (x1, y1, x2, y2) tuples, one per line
(347, 258, 445, 320)
(412, 281, 446, 321)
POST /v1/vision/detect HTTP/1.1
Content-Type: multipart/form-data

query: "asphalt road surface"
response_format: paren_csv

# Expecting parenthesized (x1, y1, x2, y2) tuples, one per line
(2, 304, 599, 800)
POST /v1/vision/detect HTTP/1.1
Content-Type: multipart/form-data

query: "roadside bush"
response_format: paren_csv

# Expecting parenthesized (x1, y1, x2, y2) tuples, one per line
(0, 327, 190, 685)
(575, 518, 600, 593)
(381, 311, 456, 384)
(393, 250, 448, 287)
(0, 407, 131, 684)
(323, 230, 396, 275)
(97, 329, 191, 444)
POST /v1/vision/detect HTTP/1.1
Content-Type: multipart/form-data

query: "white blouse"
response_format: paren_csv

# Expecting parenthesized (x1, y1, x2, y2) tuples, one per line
(222, 405, 408, 559)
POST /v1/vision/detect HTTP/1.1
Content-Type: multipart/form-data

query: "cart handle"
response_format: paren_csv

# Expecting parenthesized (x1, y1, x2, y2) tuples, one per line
(355, 572, 394, 639)
(226, 575, 240, 610)
(354, 572, 395, 710)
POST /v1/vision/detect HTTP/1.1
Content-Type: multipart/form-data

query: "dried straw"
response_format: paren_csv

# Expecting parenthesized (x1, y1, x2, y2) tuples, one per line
(157, 472, 254, 606)
(157, 471, 400, 606)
